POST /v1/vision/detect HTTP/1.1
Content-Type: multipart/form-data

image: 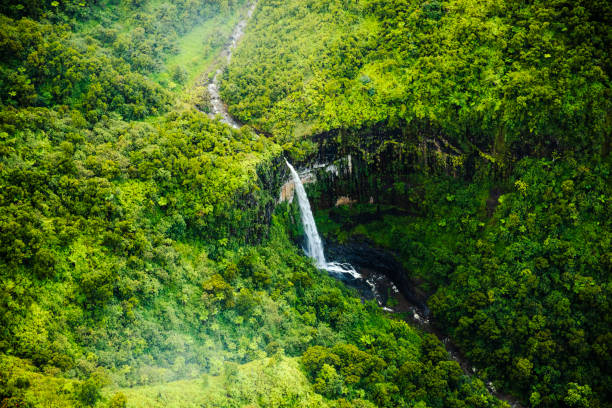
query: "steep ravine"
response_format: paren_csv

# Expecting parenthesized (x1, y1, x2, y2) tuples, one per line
(324, 239, 524, 408)
(204, 5, 523, 406)
(281, 161, 524, 408)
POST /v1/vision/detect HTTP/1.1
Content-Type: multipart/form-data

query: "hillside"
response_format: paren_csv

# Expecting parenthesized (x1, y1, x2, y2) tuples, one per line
(222, 0, 611, 406)
(0, 1, 508, 408)
(1, 0, 610, 407)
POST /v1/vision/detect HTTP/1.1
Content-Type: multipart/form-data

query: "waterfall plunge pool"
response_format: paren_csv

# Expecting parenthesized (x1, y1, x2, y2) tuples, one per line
(283, 159, 524, 407)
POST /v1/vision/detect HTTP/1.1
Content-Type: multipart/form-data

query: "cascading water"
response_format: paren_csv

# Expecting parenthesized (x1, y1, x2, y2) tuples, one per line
(283, 159, 522, 408)
(285, 159, 326, 267)
(285, 159, 361, 279)
(206, 2, 257, 128)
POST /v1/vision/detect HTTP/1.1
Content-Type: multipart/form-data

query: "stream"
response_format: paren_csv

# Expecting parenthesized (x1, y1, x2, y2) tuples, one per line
(325, 240, 523, 408)
(206, 1, 257, 128)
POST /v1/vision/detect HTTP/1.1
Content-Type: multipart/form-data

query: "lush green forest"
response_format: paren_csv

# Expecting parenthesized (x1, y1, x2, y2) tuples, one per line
(0, 1, 514, 407)
(221, 0, 610, 153)
(0, 0, 610, 407)
(311, 157, 610, 407)
(220, 0, 611, 407)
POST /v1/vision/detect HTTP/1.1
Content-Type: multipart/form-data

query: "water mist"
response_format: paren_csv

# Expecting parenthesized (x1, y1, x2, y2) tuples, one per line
(285, 159, 360, 278)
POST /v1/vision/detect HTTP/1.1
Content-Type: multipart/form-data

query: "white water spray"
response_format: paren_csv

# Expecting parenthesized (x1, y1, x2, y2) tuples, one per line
(285, 159, 326, 267)
(285, 159, 361, 278)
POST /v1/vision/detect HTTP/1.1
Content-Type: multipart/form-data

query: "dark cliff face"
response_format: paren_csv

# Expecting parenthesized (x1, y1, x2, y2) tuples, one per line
(325, 239, 429, 314)
(243, 155, 288, 244)
(290, 124, 505, 213)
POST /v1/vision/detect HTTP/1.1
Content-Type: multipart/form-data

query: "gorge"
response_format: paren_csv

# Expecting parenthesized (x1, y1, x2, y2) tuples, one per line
(285, 157, 525, 407)
(0, 0, 609, 407)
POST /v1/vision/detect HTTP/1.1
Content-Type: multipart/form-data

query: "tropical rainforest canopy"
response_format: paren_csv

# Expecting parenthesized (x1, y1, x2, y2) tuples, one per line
(0, 0, 609, 407)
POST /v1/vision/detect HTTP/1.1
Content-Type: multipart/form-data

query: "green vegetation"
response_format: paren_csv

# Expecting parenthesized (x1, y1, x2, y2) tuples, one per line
(222, 0, 611, 407)
(222, 0, 610, 155)
(312, 158, 610, 406)
(0, 1, 510, 407)
(154, 11, 239, 88)
(0, 0, 251, 119)
(1, 0, 610, 406)
(107, 356, 327, 408)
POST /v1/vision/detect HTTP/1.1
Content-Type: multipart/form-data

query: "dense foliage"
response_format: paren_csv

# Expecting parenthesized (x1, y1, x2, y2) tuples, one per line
(222, 0, 610, 155)
(0, 1, 509, 407)
(1, 0, 609, 406)
(0, 0, 246, 119)
(0, 109, 502, 407)
(222, 0, 611, 407)
(312, 156, 610, 407)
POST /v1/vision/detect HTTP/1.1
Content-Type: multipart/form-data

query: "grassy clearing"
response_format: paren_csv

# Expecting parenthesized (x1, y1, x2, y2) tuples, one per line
(155, 6, 245, 92)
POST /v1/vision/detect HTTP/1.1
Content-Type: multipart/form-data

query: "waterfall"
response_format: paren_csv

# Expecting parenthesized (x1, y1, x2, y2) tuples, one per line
(285, 159, 326, 267)
(285, 159, 361, 279)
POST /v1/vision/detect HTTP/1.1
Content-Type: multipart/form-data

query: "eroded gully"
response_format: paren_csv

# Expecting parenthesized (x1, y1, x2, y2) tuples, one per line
(205, 1, 257, 128)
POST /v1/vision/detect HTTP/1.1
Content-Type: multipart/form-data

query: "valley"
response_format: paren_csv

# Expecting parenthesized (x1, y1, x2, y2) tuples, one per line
(0, 1, 609, 407)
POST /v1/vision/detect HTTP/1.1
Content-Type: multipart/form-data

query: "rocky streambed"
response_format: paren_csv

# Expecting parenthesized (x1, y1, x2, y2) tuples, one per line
(206, 1, 257, 128)
(323, 239, 524, 408)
